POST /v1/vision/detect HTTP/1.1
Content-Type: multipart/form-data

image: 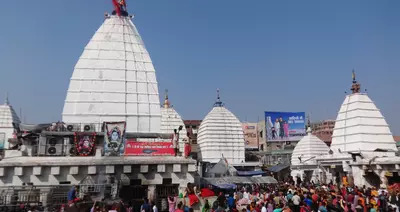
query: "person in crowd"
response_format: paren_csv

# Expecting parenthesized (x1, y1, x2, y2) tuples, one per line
(175, 202, 184, 212)
(202, 199, 210, 212)
(140, 198, 151, 212)
(291, 192, 301, 212)
(67, 186, 78, 205)
(318, 201, 328, 212)
(168, 196, 177, 212)
(152, 201, 158, 212)
(261, 202, 267, 212)
(228, 193, 235, 211)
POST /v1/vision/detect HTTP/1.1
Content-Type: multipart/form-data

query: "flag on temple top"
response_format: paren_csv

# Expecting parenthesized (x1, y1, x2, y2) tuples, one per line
(112, 0, 121, 16)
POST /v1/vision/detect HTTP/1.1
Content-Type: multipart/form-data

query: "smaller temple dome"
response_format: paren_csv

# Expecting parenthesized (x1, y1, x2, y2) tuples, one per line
(291, 127, 330, 166)
(197, 90, 245, 164)
(0, 95, 20, 148)
(160, 90, 187, 152)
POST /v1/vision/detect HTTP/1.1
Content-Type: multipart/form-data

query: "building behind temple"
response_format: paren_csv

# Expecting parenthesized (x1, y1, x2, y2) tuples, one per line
(310, 120, 335, 146)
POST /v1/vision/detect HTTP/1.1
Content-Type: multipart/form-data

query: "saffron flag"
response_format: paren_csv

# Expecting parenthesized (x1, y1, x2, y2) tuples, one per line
(112, 0, 121, 16)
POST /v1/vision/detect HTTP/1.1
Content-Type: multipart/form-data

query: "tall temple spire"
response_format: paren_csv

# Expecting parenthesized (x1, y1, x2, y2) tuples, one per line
(163, 89, 170, 108)
(214, 88, 224, 107)
(4, 92, 9, 105)
(350, 69, 361, 94)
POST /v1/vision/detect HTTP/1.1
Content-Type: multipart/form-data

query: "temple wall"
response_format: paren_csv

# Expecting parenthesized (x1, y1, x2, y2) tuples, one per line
(0, 160, 196, 187)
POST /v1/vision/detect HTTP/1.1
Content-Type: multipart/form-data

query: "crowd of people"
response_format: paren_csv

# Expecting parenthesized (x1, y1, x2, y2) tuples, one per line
(59, 179, 400, 212)
(165, 180, 400, 212)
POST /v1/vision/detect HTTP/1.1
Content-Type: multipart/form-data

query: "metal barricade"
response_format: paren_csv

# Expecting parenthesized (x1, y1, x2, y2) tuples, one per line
(0, 184, 109, 211)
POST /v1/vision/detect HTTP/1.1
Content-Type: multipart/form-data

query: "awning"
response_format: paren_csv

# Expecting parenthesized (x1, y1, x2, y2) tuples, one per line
(202, 178, 237, 190)
(267, 164, 290, 172)
(237, 170, 265, 176)
(224, 176, 253, 184)
(203, 176, 278, 186)
(251, 176, 278, 184)
(216, 184, 237, 190)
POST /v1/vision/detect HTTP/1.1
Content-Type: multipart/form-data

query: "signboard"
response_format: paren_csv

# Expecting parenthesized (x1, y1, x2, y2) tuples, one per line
(0, 133, 5, 150)
(242, 123, 258, 149)
(104, 122, 126, 156)
(125, 140, 175, 156)
(265, 111, 306, 142)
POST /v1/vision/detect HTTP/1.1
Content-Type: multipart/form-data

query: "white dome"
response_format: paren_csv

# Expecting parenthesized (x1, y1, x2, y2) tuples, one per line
(161, 107, 187, 152)
(62, 14, 161, 133)
(291, 128, 330, 166)
(331, 93, 397, 156)
(198, 106, 245, 164)
(0, 98, 20, 148)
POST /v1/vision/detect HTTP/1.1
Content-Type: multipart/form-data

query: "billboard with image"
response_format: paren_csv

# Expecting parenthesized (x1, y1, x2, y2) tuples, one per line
(265, 111, 306, 142)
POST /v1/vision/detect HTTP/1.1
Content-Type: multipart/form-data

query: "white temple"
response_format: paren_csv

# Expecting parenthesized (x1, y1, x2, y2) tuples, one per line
(62, 12, 161, 133)
(291, 127, 330, 182)
(0, 95, 20, 149)
(160, 90, 187, 153)
(330, 90, 397, 156)
(197, 91, 245, 164)
(0, 5, 196, 207)
(315, 71, 400, 188)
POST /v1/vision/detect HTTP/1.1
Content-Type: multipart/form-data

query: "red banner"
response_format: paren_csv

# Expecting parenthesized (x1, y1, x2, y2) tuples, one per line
(125, 141, 175, 156)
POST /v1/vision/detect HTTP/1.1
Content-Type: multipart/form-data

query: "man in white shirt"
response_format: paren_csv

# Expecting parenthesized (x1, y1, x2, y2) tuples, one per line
(243, 190, 250, 200)
(152, 202, 158, 212)
(292, 192, 301, 212)
(261, 202, 267, 212)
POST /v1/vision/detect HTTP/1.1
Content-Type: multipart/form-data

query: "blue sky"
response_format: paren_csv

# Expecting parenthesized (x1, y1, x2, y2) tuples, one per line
(0, 0, 399, 134)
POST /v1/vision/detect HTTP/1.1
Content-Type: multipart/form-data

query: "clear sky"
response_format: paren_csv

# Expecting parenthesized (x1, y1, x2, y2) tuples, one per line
(0, 0, 399, 134)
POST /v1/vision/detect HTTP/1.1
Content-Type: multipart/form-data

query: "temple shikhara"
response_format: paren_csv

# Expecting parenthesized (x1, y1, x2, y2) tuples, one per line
(0, 1, 196, 209)
(0, 0, 399, 211)
(197, 90, 245, 165)
(292, 71, 400, 188)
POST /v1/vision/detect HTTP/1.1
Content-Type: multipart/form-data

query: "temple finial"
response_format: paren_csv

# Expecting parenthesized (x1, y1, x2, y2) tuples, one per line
(214, 88, 224, 107)
(112, 0, 129, 16)
(350, 69, 361, 94)
(163, 89, 170, 108)
(4, 92, 9, 105)
(306, 114, 312, 134)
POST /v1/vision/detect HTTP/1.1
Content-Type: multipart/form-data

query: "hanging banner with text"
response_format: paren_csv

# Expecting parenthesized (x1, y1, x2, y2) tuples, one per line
(125, 140, 175, 156)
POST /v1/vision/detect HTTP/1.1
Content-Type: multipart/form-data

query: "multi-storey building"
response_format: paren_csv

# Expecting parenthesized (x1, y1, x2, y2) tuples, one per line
(310, 120, 335, 145)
